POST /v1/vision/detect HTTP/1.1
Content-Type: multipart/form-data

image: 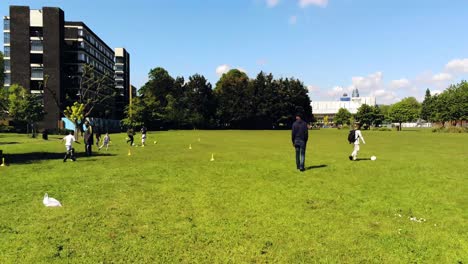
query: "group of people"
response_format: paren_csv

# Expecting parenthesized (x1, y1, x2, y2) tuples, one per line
(61, 121, 119, 162)
(126, 126, 147, 147)
(291, 113, 366, 172)
(62, 116, 366, 167)
(62, 122, 148, 162)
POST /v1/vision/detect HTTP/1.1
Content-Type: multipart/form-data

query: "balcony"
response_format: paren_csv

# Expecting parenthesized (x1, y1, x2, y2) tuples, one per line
(3, 45, 9, 56)
(31, 68, 44, 79)
(4, 19, 10, 31)
(30, 40, 43, 52)
(4, 32, 10, 44)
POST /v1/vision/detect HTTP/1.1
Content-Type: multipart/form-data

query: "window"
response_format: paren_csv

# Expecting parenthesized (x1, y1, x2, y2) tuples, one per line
(31, 67, 44, 79)
(4, 19, 10, 31)
(4, 46, 10, 57)
(4, 32, 10, 44)
(5, 73, 11, 85)
(4, 60, 10, 71)
(30, 40, 43, 51)
(116, 57, 124, 64)
(78, 29, 84, 37)
(78, 53, 86, 61)
(115, 65, 124, 71)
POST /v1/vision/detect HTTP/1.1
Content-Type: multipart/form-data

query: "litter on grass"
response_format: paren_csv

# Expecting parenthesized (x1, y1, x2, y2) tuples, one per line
(43, 193, 62, 207)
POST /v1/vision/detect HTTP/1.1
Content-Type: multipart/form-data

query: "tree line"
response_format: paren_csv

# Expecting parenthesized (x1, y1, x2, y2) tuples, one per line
(123, 67, 313, 130)
(332, 80, 467, 130)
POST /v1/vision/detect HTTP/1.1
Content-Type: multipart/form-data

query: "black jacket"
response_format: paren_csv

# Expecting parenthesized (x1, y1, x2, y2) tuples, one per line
(291, 119, 308, 144)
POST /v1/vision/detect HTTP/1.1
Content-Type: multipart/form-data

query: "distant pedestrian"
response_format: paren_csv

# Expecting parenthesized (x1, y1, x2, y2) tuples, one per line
(62, 130, 78, 162)
(84, 121, 94, 156)
(95, 129, 101, 147)
(42, 129, 48, 140)
(292, 113, 308, 172)
(126, 128, 135, 146)
(349, 123, 366, 161)
(140, 126, 147, 146)
(99, 132, 111, 151)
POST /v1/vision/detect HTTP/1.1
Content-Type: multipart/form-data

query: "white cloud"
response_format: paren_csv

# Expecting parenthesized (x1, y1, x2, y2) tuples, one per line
(350, 71, 383, 93)
(432, 72, 453, 82)
(216, 64, 231, 76)
(266, 0, 280, 7)
(327, 86, 347, 97)
(289, 15, 297, 25)
(307, 85, 320, 93)
(432, 90, 442, 95)
(445, 58, 468, 73)
(390, 78, 410, 89)
(299, 0, 328, 8)
(216, 64, 248, 77)
(372, 89, 398, 104)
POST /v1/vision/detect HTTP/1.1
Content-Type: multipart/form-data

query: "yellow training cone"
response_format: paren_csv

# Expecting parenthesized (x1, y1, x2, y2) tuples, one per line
(154, 140, 157, 144)
(0, 157, 5, 166)
(128, 149, 132, 156)
(189, 144, 192, 150)
(210, 153, 214, 161)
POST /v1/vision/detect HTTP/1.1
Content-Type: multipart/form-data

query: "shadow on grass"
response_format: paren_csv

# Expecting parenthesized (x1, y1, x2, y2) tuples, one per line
(4, 152, 116, 164)
(354, 158, 371, 161)
(305, 164, 327, 170)
(0, 142, 20, 145)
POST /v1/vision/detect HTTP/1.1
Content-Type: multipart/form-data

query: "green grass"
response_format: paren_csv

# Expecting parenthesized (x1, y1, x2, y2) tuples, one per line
(0, 129, 466, 263)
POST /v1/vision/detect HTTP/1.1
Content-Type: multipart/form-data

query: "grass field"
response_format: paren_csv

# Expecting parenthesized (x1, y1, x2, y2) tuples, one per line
(0, 129, 466, 263)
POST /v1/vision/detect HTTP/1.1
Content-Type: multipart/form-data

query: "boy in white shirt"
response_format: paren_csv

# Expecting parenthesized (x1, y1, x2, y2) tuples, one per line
(62, 131, 78, 162)
(349, 123, 365, 161)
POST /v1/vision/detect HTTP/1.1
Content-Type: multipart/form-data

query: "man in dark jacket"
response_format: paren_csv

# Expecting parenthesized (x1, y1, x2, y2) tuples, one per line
(291, 113, 308, 171)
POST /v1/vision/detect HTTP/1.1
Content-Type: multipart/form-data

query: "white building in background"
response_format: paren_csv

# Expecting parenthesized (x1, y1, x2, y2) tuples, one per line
(311, 89, 376, 123)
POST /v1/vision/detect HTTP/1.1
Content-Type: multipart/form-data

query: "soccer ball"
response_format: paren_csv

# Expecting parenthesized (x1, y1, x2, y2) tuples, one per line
(371, 156, 377, 161)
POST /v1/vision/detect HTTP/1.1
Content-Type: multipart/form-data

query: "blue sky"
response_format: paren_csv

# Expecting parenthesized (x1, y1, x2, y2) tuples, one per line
(2, 0, 468, 104)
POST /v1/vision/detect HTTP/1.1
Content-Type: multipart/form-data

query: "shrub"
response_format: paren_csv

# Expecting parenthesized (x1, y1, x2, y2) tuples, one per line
(432, 126, 468, 133)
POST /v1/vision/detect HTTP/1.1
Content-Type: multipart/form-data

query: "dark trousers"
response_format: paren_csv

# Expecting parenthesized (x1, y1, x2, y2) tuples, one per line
(127, 135, 134, 146)
(294, 140, 306, 170)
(85, 144, 92, 156)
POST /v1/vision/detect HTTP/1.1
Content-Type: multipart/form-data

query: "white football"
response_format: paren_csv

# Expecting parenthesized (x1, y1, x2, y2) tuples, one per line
(371, 156, 377, 161)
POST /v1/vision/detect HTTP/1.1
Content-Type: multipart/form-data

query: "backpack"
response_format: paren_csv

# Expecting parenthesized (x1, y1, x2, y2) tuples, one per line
(348, 130, 356, 144)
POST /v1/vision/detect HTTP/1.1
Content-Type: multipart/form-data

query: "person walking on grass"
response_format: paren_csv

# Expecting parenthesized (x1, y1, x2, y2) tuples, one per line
(84, 121, 94, 156)
(99, 132, 111, 151)
(349, 123, 366, 161)
(126, 127, 135, 146)
(95, 129, 101, 147)
(62, 130, 79, 162)
(292, 113, 308, 172)
(140, 126, 147, 146)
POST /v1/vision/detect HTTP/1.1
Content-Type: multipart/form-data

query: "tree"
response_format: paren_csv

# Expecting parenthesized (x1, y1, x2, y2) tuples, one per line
(389, 97, 421, 131)
(250, 72, 277, 129)
(214, 69, 251, 128)
(420, 89, 433, 121)
(445, 81, 468, 126)
(184, 74, 216, 128)
(45, 64, 116, 138)
(334, 108, 352, 126)
(355, 104, 374, 129)
(121, 97, 145, 128)
(372, 105, 385, 127)
(323, 115, 329, 125)
(273, 77, 312, 128)
(63, 102, 85, 138)
(7, 84, 45, 137)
